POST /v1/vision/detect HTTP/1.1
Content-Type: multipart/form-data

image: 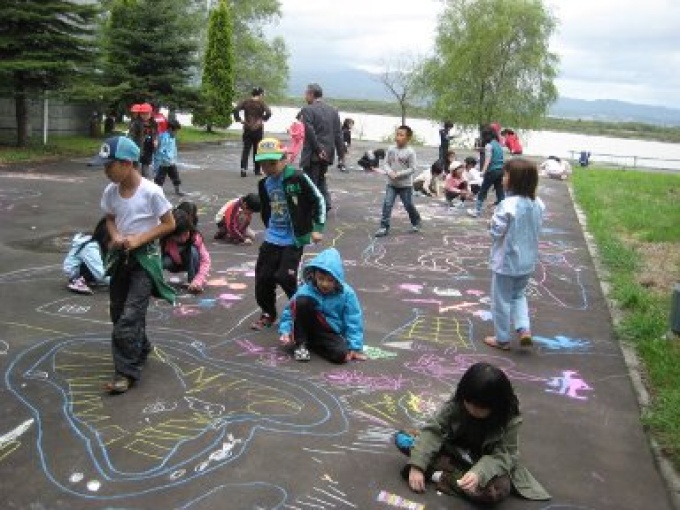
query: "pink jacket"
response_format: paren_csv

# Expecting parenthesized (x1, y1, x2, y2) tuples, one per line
(287, 120, 305, 164)
(163, 232, 211, 288)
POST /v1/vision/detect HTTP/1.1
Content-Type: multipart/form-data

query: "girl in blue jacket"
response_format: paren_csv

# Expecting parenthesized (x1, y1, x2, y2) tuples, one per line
(279, 248, 367, 363)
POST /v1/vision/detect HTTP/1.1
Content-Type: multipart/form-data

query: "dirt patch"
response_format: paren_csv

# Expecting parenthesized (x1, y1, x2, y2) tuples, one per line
(633, 241, 680, 294)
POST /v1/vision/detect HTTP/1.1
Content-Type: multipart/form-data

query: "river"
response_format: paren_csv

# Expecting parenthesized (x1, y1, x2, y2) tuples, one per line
(179, 106, 680, 171)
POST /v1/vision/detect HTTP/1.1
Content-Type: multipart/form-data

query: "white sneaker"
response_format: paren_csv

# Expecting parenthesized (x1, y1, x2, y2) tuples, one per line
(294, 344, 311, 362)
(375, 227, 389, 237)
(466, 209, 479, 218)
(411, 223, 421, 233)
(67, 277, 93, 295)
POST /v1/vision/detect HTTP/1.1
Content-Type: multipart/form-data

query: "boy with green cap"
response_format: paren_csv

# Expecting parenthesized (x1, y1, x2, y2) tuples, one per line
(251, 137, 326, 331)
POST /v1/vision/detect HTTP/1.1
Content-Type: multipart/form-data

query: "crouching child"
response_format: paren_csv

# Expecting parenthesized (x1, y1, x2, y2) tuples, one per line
(278, 248, 367, 363)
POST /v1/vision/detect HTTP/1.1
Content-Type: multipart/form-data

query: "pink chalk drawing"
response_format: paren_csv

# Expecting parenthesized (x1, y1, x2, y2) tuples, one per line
(433, 287, 462, 297)
(545, 370, 593, 400)
(377, 490, 424, 510)
(245, 271, 255, 277)
(473, 310, 493, 321)
(406, 354, 546, 384)
(227, 283, 247, 290)
(235, 339, 289, 366)
(218, 293, 243, 301)
(172, 305, 200, 317)
(466, 289, 486, 296)
(325, 370, 409, 391)
(206, 277, 228, 286)
(400, 283, 424, 294)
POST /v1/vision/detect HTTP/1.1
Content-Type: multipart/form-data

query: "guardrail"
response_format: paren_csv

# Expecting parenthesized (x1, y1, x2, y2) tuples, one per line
(568, 151, 680, 172)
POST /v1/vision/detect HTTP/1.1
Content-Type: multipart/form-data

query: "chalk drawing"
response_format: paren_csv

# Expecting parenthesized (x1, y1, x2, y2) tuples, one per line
(546, 371, 593, 400)
(533, 335, 591, 352)
(0, 340, 8, 355)
(363, 345, 398, 360)
(376, 490, 424, 510)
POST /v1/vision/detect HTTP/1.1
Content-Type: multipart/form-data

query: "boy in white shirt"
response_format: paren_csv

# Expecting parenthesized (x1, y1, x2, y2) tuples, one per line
(92, 136, 176, 394)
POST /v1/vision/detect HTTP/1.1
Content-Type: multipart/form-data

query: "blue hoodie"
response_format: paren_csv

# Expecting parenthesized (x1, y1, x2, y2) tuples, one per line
(279, 248, 364, 351)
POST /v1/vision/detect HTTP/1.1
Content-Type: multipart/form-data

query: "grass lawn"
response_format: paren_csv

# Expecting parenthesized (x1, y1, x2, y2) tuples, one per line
(0, 126, 238, 165)
(572, 167, 680, 467)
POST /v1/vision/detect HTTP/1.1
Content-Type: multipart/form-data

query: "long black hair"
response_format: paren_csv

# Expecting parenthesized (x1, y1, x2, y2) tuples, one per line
(454, 362, 519, 430)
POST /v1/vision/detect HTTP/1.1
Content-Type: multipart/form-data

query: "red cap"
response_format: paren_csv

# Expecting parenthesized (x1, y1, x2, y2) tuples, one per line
(130, 104, 142, 113)
(138, 103, 153, 113)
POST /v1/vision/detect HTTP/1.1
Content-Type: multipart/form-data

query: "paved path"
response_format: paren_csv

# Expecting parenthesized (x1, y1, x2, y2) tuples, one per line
(0, 140, 673, 509)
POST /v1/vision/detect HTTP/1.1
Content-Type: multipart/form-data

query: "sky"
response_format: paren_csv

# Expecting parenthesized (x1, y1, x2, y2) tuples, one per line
(270, 0, 680, 107)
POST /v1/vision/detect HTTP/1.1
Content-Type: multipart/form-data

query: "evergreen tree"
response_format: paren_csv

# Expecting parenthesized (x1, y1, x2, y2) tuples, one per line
(193, 0, 234, 131)
(102, 0, 201, 110)
(419, 0, 559, 130)
(0, 0, 100, 146)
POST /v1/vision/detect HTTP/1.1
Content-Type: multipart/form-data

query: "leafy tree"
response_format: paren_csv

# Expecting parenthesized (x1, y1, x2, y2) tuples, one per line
(227, 0, 289, 100)
(0, 0, 100, 146)
(420, 0, 559, 130)
(193, 0, 234, 131)
(102, 0, 202, 110)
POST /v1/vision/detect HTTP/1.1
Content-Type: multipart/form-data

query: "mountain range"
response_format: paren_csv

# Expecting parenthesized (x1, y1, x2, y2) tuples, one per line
(287, 65, 680, 127)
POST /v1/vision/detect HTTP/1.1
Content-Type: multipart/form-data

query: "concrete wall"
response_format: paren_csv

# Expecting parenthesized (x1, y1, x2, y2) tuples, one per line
(0, 97, 96, 138)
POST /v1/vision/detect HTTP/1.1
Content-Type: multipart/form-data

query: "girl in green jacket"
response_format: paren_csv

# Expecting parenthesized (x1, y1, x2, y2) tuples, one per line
(395, 362, 550, 504)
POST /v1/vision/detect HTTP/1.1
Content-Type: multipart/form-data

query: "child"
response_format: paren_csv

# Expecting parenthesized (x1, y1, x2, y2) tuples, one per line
(374, 125, 421, 237)
(93, 135, 176, 394)
(501, 128, 523, 155)
(176, 200, 199, 227)
(154, 119, 185, 196)
(357, 148, 385, 172)
(540, 156, 572, 180)
(413, 160, 445, 198)
(445, 147, 457, 173)
(444, 161, 473, 207)
(463, 156, 482, 195)
(439, 121, 453, 165)
(337, 118, 354, 172)
(395, 362, 550, 504)
(251, 137, 326, 330)
(278, 248, 367, 363)
(467, 124, 504, 218)
(483, 158, 544, 350)
(287, 111, 305, 165)
(161, 208, 211, 294)
(127, 103, 157, 179)
(63, 217, 110, 295)
(214, 193, 261, 245)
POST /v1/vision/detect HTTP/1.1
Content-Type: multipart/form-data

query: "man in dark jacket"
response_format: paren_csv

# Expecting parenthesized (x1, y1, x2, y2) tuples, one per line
(299, 83, 345, 211)
(233, 87, 272, 177)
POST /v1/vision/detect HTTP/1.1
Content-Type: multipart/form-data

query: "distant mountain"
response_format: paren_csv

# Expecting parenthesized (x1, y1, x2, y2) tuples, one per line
(287, 65, 680, 126)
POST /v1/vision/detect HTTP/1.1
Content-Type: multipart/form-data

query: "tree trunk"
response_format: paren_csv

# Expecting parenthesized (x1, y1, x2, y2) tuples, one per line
(15, 90, 30, 147)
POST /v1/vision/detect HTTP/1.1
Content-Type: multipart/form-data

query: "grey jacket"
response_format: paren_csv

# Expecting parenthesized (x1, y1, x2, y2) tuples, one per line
(300, 100, 344, 167)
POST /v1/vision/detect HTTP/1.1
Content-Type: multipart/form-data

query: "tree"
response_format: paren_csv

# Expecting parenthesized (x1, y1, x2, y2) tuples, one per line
(102, 0, 202, 110)
(376, 55, 422, 126)
(419, 0, 559, 130)
(226, 0, 289, 100)
(0, 0, 100, 146)
(193, 0, 234, 131)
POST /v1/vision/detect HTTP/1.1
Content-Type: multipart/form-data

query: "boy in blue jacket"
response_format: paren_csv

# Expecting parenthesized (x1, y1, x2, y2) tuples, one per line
(278, 248, 367, 363)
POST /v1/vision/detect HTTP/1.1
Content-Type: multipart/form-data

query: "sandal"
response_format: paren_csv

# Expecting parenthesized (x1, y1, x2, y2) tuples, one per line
(105, 374, 134, 395)
(484, 336, 511, 351)
(251, 314, 275, 331)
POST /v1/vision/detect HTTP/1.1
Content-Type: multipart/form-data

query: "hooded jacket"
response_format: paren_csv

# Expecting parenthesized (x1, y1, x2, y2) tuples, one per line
(279, 248, 364, 351)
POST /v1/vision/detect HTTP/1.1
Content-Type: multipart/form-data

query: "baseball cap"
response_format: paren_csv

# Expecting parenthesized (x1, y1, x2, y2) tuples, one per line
(138, 103, 153, 113)
(450, 160, 464, 170)
(130, 104, 142, 113)
(255, 138, 287, 162)
(89, 136, 140, 166)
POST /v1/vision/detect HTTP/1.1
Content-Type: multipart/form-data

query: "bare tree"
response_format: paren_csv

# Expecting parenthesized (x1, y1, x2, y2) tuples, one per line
(375, 55, 422, 126)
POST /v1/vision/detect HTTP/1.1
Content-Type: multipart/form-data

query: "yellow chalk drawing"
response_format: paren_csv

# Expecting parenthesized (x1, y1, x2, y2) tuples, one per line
(402, 315, 473, 348)
(0, 440, 21, 462)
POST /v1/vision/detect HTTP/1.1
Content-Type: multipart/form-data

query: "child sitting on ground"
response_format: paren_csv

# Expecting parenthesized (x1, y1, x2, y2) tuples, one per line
(214, 193, 261, 245)
(413, 160, 445, 198)
(161, 208, 211, 293)
(395, 362, 550, 504)
(278, 247, 367, 364)
(357, 148, 386, 172)
(444, 161, 474, 207)
(463, 156, 482, 196)
(63, 217, 111, 295)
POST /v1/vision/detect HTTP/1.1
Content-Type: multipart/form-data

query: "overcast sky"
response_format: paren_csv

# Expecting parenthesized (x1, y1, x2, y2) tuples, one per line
(271, 0, 680, 107)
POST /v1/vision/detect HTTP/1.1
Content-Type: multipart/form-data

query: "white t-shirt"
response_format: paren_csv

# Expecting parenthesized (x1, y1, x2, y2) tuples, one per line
(101, 178, 172, 236)
(464, 168, 483, 186)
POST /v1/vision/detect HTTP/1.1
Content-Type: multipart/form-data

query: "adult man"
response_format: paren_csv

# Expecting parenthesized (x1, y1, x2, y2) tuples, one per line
(233, 87, 272, 177)
(299, 83, 345, 210)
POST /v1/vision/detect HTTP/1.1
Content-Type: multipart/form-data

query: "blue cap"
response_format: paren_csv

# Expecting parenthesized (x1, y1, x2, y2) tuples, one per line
(89, 136, 140, 165)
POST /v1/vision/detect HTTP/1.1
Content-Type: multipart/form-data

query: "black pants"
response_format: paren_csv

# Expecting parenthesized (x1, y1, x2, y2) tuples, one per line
(476, 168, 505, 212)
(241, 127, 264, 174)
(109, 257, 152, 381)
(155, 165, 181, 187)
(303, 161, 330, 210)
(254, 242, 303, 319)
(291, 296, 347, 364)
